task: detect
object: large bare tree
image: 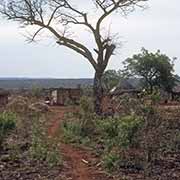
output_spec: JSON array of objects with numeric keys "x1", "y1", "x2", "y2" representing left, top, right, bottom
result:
[{"x1": 0, "y1": 0, "x2": 147, "y2": 114}]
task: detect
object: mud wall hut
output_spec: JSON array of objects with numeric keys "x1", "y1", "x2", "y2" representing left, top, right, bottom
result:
[{"x1": 50, "y1": 88, "x2": 82, "y2": 105}]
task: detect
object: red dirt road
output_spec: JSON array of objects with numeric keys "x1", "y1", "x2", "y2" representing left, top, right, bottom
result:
[{"x1": 48, "y1": 106, "x2": 112, "y2": 180}]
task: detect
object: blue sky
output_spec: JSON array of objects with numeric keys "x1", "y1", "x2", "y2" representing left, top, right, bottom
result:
[{"x1": 0, "y1": 0, "x2": 180, "y2": 78}]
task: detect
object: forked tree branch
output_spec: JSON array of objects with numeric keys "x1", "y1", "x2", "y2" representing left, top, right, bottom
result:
[{"x1": 0, "y1": 0, "x2": 147, "y2": 71}]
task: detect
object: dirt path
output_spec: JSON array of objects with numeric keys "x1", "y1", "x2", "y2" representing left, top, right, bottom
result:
[{"x1": 48, "y1": 106, "x2": 111, "y2": 180}]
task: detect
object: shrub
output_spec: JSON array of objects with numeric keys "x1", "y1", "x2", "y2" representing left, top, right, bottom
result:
[
  {"x1": 62, "y1": 120, "x2": 83, "y2": 143},
  {"x1": 46, "y1": 149, "x2": 61, "y2": 167},
  {"x1": 79, "y1": 96, "x2": 94, "y2": 114},
  {"x1": 97, "y1": 115, "x2": 144, "y2": 150},
  {"x1": 30, "y1": 134, "x2": 61, "y2": 167},
  {"x1": 29, "y1": 114, "x2": 61, "y2": 167},
  {"x1": 74, "y1": 96, "x2": 95, "y2": 136},
  {"x1": 103, "y1": 152, "x2": 120, "y2": 172},
  {"x1": 98, "y1": 118, "x2": 119, "y2": 139},
  {"x1": 0, "y1": 112, "x2": 16, "y2": 147},
  {"x1": 61, "y1": 96, "x2": 96, "y2": 145},
  {"x1": 30, "y1": 120, "x2": 48, "y2": 161},
  {"x1": 62, "y1": 96, "x2": 147, "y2": 173},
  {"x1": 98, "y1": 114, "x2": 150, "y2": 174},
  {"x1": 117, "y1": 115, "x2": 144, "y2": 148}
]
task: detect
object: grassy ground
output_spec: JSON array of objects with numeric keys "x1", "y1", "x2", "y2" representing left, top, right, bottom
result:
[
  {"x1": 60, "y1": 97, "x2": 180, "y2": 180},
  {"x1": 1, "y1": 95, "x2": 180, "y2": 180}
]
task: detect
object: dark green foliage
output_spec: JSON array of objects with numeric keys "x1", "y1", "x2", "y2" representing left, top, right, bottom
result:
[
  {"x1": 0, "y1": 112, "x2": 16, "y2": 131},
  {"x1": 62, "y1": 96, "x2": 94, "y2": 144},
  {"x1": 62, "y1": 120, "x2": 84, "y2": 143},
  {"x1": 77, "y1": 96, "x2": 95, "y2": 136},
  {"x1": 103, "y1": 152, "x2": 120, "y2": 172},
  {"x1": 0, "y1": 112, "x2": 16, "y2": 147},
  {"x1": 62, "y1": 94, "x2": 180, "y2": 177},
  {"x1": 117, "y1": 115, "x2": 144, "y2": 148},
  {"x1": 99, "y1": 118, "x2": 119, "y2": 139},
  {"x1": 102, "y1": 70, "x2": 122, "y2": 91},
  {"x1": 97, "y1": 115, "x2": 144, "y2": 150},
  {"x1": 122, "y1": 48, "x2": 176, "y2": 93}
]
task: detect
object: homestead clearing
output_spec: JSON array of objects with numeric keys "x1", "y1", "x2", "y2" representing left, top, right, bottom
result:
[{"x1": 0, "y1": 95, "x2": 180, "y2": 180}]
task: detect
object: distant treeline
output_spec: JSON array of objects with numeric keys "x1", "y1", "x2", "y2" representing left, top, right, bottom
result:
[{"x1": 0, "y1": 78, "x2": 93, "y2": 90}]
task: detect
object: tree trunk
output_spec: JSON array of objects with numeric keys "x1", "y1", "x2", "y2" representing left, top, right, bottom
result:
[
  {"x1": 93, "y1": 71, "x2": 104, "y2": 115},
  {"x1": 149, "y1": 85, "x2": 153, "y2": 94},
  {"x1": 148, "y1": 81, "x2": 153, "y2": 94}
]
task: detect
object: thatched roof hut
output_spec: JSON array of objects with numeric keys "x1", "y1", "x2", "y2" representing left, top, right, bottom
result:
[{"x1": 110, "y1": 78, "x2": 142, "y2": 96}]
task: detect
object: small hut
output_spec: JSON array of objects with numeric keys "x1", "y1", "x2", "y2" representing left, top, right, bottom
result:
[
  {"x1": 50, "y1": 88, "x2": 82, "y2": 105},
  {"x1": 0, "y1": 90, "x2": 9, "y2": 107}
]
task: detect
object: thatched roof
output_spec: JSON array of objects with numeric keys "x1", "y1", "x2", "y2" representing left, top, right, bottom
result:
[{"x1": 110, "y1": 78, "x2": 143, "y2": 95}]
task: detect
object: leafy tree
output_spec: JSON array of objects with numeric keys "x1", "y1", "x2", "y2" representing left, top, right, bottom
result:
[
  {"x1": 0, "y1": 0, "x2": 147, "y2": 114},
  {"x1": 102, "y1": 70, "x2": 121, "y2": 92},
  {"x1": 122, "y1": 48, "x2": 176, "y2": 93}
]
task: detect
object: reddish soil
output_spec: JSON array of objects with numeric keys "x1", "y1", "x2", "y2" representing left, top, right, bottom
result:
[{"x1": 48, "y1": 106, "x2": 112, "y2": 180}]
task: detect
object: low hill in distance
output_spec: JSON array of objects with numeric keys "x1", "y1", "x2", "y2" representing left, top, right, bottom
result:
[{"x1": 0, "y1": 78, "x2": 93, "y2": 90}]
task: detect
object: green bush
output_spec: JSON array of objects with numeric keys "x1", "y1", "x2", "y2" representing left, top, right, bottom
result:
[
  {"x1": 62, "y1": 96, "x2": 96, "y2": 145},
  {"x1": 46, "y1": 149, "x2": 61, "y2": 167},
  {"x1": 103, "y1": 152, "x2": 120, "y2": 172},
  {"x1": 62, "y1": 119, "x2": 91, "y2": 146},
  {"x1": 62, "y1": 98, "x2": 145, "y2": 172},
  {"x1": 68, "y1": 96, "x2": 96, "y2": 136},
  {"x1": 98, "y1": 118, "x2": 119, "y2": 139},
  {"x1": 62, "y1": 120, "x2": 83, "y2": 143},
  {"x1": 117, "y1": 115, "x2": 144, "y2": 148},
  {"x1": 30, "y1": 135, "x2": 61, "y2": 167},
  {"x1": 0, "y1": 112, "x2": 16, "y2": 147},
  {"x1": 97, "y1": 115, "x2": 144, "y2": 150},
  {"x1": 79, "y1": 96, "x2": 94, "y2": 115},
  {"x1": 102, "y1": 144, "x2": 144, "y2": 172}
]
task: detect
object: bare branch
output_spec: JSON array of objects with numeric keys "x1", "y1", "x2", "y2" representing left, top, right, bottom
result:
[
  {"x1": 0, "y1": 0, "x2": 147, "y2": 72},
  {"x1": 29, "y1": 27, "x2": 45, "y2": 42}
]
